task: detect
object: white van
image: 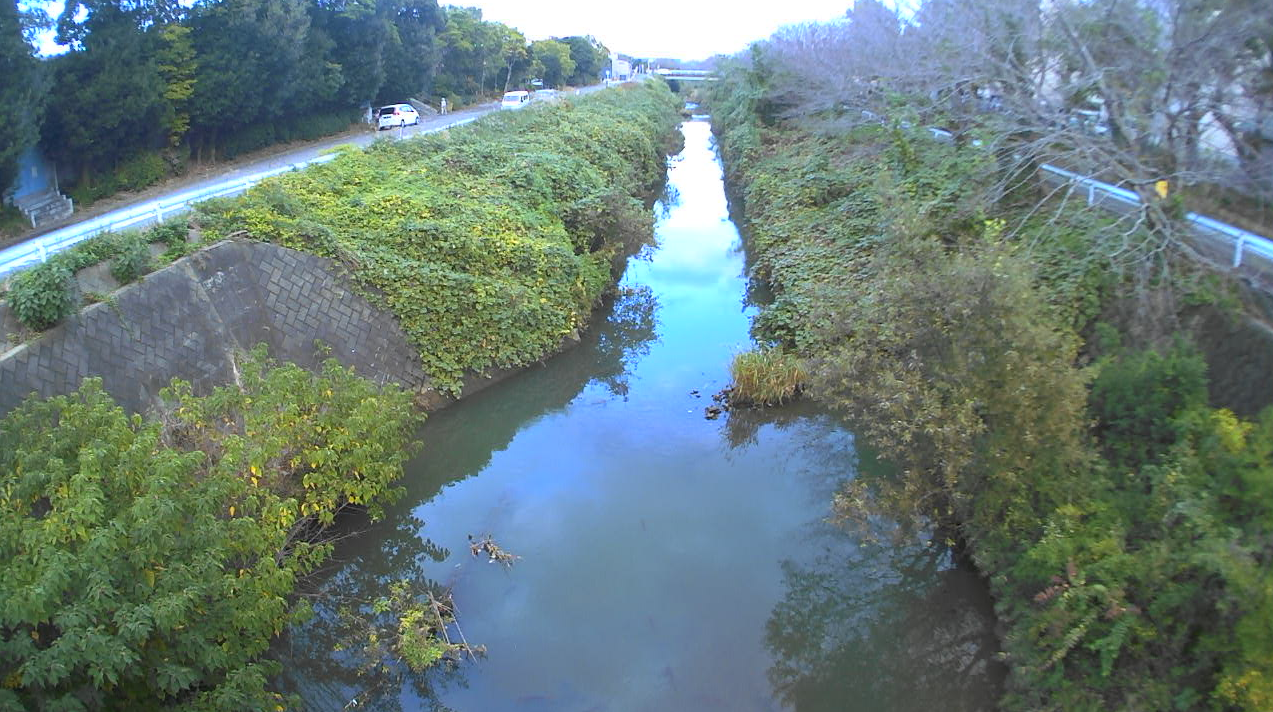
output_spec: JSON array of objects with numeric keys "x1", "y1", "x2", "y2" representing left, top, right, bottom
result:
[{"x1": 501, "y1": 91, "x2": 531, "y2": 110}]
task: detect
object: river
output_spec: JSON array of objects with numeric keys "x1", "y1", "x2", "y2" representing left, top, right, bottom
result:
[{"x1": 276, "y1": 118, "x2": 1006, "y2": 711}]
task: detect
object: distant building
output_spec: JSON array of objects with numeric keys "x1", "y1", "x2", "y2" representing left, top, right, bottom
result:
[{"x1": 610, "y1": 54, "x2": 631, "y2": 82}]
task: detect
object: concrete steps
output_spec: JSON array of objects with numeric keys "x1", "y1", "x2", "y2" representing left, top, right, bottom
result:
[{"x1": 16, "y1": 190, "x2": 74, "y2": 228}]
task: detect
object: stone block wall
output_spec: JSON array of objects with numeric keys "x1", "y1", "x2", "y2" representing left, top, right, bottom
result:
[{"x1": 0, "y1": 240, "x2": 428, "y2": 418}]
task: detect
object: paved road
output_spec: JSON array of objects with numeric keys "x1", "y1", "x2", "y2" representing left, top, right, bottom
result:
[{"x1": 1, "y1": 84, "x2": 611, "y2": 278}]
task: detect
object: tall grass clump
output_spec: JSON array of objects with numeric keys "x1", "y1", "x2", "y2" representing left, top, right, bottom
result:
[{"x1": 729, "y1": 347, "x2": 805, "y2": 405}]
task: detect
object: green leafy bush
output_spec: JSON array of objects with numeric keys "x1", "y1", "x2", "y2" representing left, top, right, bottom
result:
[
  {"x1": 5, "y1": 259, "x2": 78, "y2": 330},
  {"x1": 1089, "y1": 341, "x2": 1208, "y2": 468},
  {"x1": 0, "y1": 347, "x2": 420, "y2": 710},
  {"x1": 221, "y1": 110, "x2": 359, "y2": 159},
  {"x1": 197, "y1": 84, "x2": 681, "y2": 393},
  {"x1": 115, "y1": 150, "x2": 168, "y2": 192},
  {"x1": 110, "y1": 231, "x2": 153, "y2": 283}
]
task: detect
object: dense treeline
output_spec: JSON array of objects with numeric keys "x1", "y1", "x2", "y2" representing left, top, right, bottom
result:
[
  {"x1": 0, "y1": 0, "x2": 611, "y2": 206},
  {"x1": 710, "y1": 7, "x2": 1272, "y2": 710}
]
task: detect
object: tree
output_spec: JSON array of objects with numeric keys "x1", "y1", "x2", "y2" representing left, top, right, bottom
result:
[
  {"x1": 0, "y1": 349, "x2": 420, "y2": 710},
  {"x1": 434, "y1": 6, "x2": 498, "y2": 98},
  {"x1": 755, "y1": 0, "x2": 1273, "y2": 288},
  {"x1": 560, "y1": 35, "x2": 607, "y2": 86},
  {"x1": 155, "y1": 21, "x2": 195, "y2": 147},
  {"x1": 187, "y1": 0, "x2": 312, "y2": 159},
  {"x1": 379, "y1": 0, "x2": 443, "y2": 103},
  {"x1": 310, "y1": 0, "x2": 391, "y2": 109},
  {"x1": 0, "y1": 0, "x2": 46, "y2": 194},
  {"x1": 530, "y1": 38, "x2": 573, "y2": 88},
  {"x1": 493, "y1": 22, "x2": 527, "y2": 93},
  {"x1": 41, "y1": 3, "x2": 171, "y2": 181}
]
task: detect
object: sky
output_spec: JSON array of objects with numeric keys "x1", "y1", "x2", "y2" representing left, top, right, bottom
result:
[
  {"x1": 34, "y1": 0, "x2": 854, "y2": 59},
  {"x1": 471, "y1": 0, "x2": 851, "y2": 59}
]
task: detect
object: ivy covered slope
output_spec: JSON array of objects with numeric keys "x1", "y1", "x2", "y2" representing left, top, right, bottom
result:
[
  {"x1": 709, "y1": 74, "x2": 1272, "y2": 710},
  {"x1": 0, "y1": 349, "x2": 420, "y2": 710},
  {"x1": 197, "y1": 83, "x2": 682, "y2": 394}
]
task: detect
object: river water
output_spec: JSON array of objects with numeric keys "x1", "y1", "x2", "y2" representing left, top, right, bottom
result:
[{"x1": 278, "y1": 119, "x2": 1006, "y2": 711}]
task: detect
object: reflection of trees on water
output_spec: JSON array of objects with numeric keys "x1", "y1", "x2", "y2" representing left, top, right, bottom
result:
[
  {"x1": 590, "y1": 285, "x2": 658, "y2": 399},
  {"x1": 274, "y1": 511, "x2": 466, "y2": 712},
  {"x1": 765, "y1": 537, "x2": 1004, "y2": 712},
  {"x1": 656, "y1": 178, "x2": 682, "y2": 220},
  {"x1": 719, "y1": 402, "x2": 1002, "y2": 710},
  {"x1": 273, "y1": 285, "x2": 660, "y2": 710}
]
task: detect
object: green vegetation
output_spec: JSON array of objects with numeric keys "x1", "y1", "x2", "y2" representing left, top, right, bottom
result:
[
  {"x1": 0, "y1": 86, "x2": 676, "y2": 710},
  {"x1": 5, "y1": 259, "x2": 77, "y2": 330},
  {"x1": 0, "y1": 347, "x2": 421, "y2": 710},
  {"x1": 108, "y1": 232, "x2": 152, "y2": 283},
  {"x1": 196, "y1": 83, "x2": 681, "y2": 394},
  {"x1": 729, "y1": 347, "x2": 805, "y2": 406},
  {"x1": 0, "y1": 0, "x2": 43, "y2": 194},
  {"x1": 1, "y1": 220, "x2": 192, "y2": 332},
  {"x1": 1, "y1": 0, "x2": 616, "y2": 210},
  {"x1": 712, "y1": 58, "x2": 1272, "y2": 711}
]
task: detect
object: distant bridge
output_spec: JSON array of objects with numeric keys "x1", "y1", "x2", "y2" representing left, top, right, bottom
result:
[{"x1": 652, "y1": 68, "x2": 716, "y2": 82}]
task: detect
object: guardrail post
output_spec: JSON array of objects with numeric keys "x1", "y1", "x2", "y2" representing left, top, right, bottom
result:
[
  {"x1": 1234, "y1": 235, "x2": 1245, "y2": 268},
  {"x1": 39, "y1": 242, "x2": 47, "y2": 263},
  {"x1": 1087, "y1": 184, "x2": 1095, "y2": 205},
  {"x1": 156, "y1": 204, "x2": 164, "y2": 224}
]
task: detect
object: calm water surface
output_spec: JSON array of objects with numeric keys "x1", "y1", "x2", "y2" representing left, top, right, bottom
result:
[{"x1": 279, "y1": 119, "x2": 1005, "y2": 711}]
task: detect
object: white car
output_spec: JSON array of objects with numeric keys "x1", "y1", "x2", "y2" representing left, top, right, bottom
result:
[
  {"x1": 501, "y1": 91, "x2": 530, "y2": 110},
  {"x1": 377, "y1": 104, "x2": 420, "y2": 130}
]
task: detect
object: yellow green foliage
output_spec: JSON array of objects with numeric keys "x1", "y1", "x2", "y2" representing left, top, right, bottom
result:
[
  {"x1": 712, "y1": 60, "x2": 1273, "y2": 712},
  {"x1": 196, "y1": 84, "x2": 681, "y2": 394},
  {"x1": 0, "y1": 348, "x2": 419, "y2": 710},
  {"x1": 729, "y1": 347, "x2": 805, "y2": 406}
]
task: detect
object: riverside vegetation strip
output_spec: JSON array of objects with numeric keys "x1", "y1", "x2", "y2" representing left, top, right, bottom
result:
[
  {"x1": 709, "y1": 67, "x2": 1272, "y2": 711},
  {"x1": 196, "y1": 82, "x2": 682, "y2": 395},
  {"x1": 0, "y1": 83, "x2": 682, "y2": 711}
]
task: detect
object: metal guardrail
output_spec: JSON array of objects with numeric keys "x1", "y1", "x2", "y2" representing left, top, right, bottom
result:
[
  {"x1": 926, "y1": 126, "x2": 1273, "y2": 270},
  {"x1": 0, "y1": 154, "x2": 337, "y2": 279},
  {"x1": 1038, "y1": 163, "x2": 1273, "y2": 268},
  {"x1": 0, "y1": 116, "x2": 479, "y2": 280}
]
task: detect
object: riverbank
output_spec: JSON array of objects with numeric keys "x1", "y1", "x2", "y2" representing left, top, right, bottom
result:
[
  {"x1": 0, "y1": 83, "x2": 684, "y2": 711},
  {"x1": 709, "y1": 69, "x2": 1272, "y2": 710},
  {"x1": 271, "y1": 117, "x2": 1006, "y2": 711},
  {"x1": 195, "y1": 83, "x2": 682, "y2": 396}
]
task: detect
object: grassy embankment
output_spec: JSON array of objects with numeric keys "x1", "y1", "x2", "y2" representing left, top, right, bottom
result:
[
  {"x1": 710, "y1": 76, "x2": 1272, "y2": 710},
  {"x1": 196, "y1": 81, "x2": 682, "y2": 395},
  {"x1": 0, "y1": 83, "x2": 682, "y2": 711}
]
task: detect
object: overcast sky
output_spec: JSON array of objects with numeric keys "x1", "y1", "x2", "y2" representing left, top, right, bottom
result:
[
  {"x1": 36, "y1": 1, "x2": 854, "y2": 59},
  {"x1": 473, "y1": 0, "x2": 851, "y2": 59}
]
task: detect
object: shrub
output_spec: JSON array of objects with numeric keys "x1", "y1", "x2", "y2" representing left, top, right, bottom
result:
[
  {"x1": 110, "y1": 231, "x2": 153, "y2": 283},
  {"x1": 1089, "y1": 341, "x2": 1209, "y2": 468},
  {"x1": 6, "y1": 259, "x2": 78, "y2": 330},
  {"x1": 729, "y1": 347, "x2": 805, "y2": 405},
  {"x1": 146, "y1": 219, "x2": 189, "y2": 247},
  {"x1": 0, "y1": 348, "x2": 421, "y2": 710},
  {"x1": 196, "y1": 83, "x2": 681, "y2": 394},
  {"x1": 115, "y1": 150, "x2": 168, "y2": 192}
]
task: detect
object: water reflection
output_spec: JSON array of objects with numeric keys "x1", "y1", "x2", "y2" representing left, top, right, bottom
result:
[
  {"x1": 274, "y1": 120, "x2": 1004, "y2": 710},
  {"x1": 765, "y1": 537, "x2": 1005, "y2": 711},
  {"x1": 275, "y1": 512, "x2": 464, "y2": 711},
  {"x1": 276, "y1": 285, "x2": 661, "y2": 710}
]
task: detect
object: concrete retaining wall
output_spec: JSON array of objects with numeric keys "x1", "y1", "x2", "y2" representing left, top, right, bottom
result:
[{"x1": 0, "y1": 239, "x2": 428, "y2": 418}]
